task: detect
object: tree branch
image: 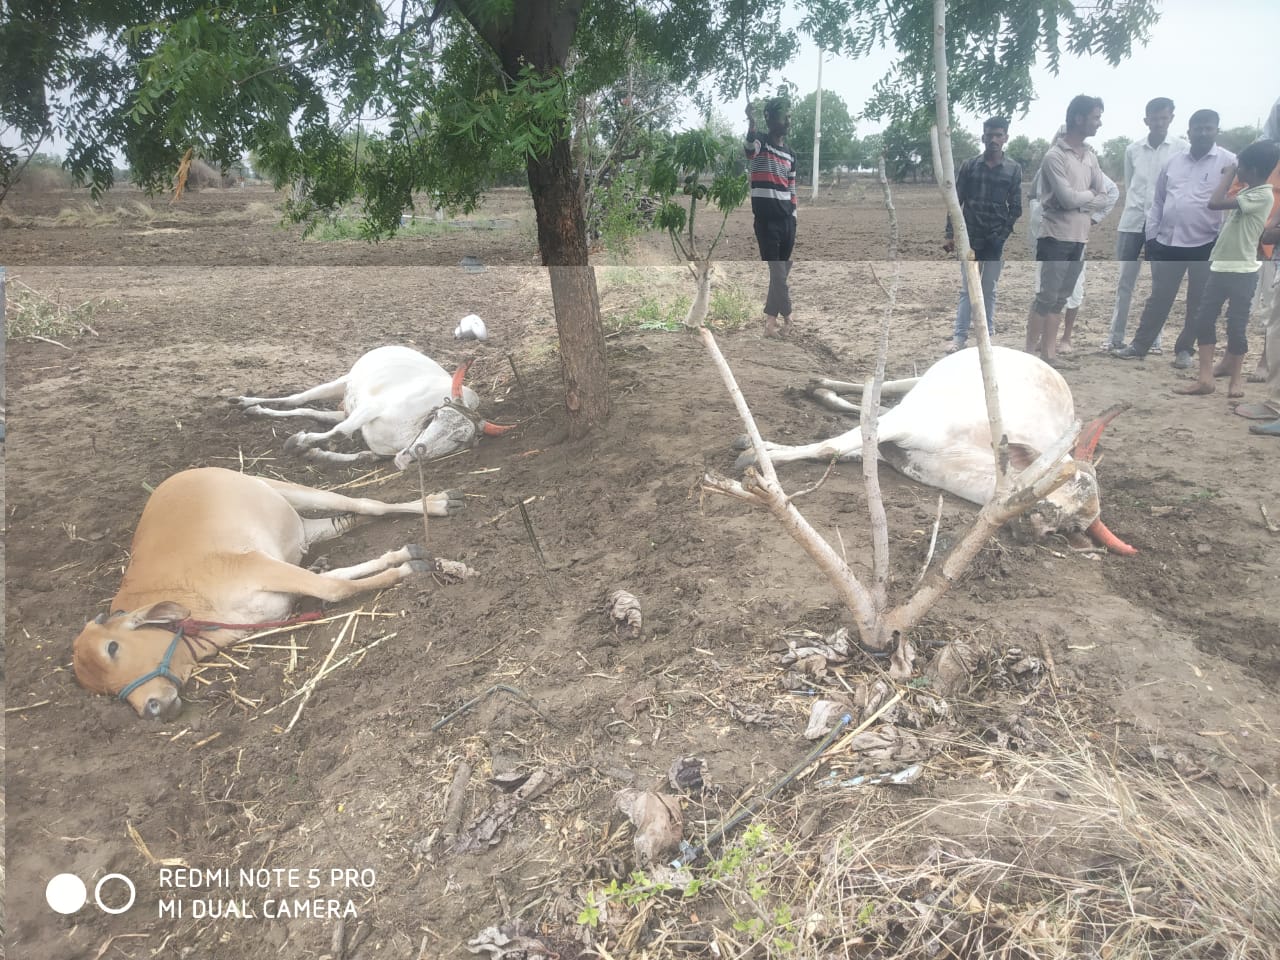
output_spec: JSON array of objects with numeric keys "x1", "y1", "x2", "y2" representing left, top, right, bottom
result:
[
  {"x1": 699, "y1": 328, "x2": 880, "y2": 637},
  {"x1": 884, "y1": 423, "x2": 1079, "y2": 636},
  {"x1": 930, "y1": 0, "x2": 1010, "y2": 492}
]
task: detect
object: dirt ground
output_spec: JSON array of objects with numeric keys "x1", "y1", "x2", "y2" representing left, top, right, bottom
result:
[{"x1": 3, "y1": 182, "x2": 1279, "y2": 959}]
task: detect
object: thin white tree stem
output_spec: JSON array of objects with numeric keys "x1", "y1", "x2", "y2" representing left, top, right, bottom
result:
[
  {"x1": 885, "y1": 423, "x2": 1079, "y2": 635},
  {"x1": 864, "y1": 155, "x2": 899, "y2": 610},
  {"x1": 699, "y1": 326, "x2": 778, "y2": 489},
  {"x1": 930, "y1": 0, "x2": 1010, "y2": 492}
]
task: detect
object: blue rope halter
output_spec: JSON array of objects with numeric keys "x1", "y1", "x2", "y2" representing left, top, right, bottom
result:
[{"x1": 116, "y1": 628, "x2": 185, "y2": 703}]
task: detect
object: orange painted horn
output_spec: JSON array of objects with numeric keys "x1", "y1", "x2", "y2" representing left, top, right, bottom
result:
[
  {"x1": 1087, "y1": 517, "x2": 1137, "y2": 556},
  {"x1": 451, "y1": 358, "x2": 475, "y2": 399},
  {"x1": 482, "y1": 421, "x2": 517, "y2": 437},
  {"x1": 1075, "y1": 402, "x2": 1130, "y2": 460}
]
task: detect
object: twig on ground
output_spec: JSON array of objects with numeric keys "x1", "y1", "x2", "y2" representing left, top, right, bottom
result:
[
  {"x1": 916, "y1": 494, "x2": 944, "y2": 585},
  {"x1": 29, "y1": 335, "x2": 73, "y2": 350},
  {"x1": 284, "y1": 611, "x2": 357, "y2": 732},
  {"x1": 1261, "y1": 503, "x2": 1279, "y2": 533}
]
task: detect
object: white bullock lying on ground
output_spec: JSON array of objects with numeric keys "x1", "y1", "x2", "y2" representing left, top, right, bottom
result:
[
  {"x1": 73, "y1": 467, "x2": 464, "y2": 720},
  {"x1": 235, "y1": 343, "x2": 515, "y2": 468},
  {"x1": 736, "y1": 346, "x2": 1134, "y2": 554}
]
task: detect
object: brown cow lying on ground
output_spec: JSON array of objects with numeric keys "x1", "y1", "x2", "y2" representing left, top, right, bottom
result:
[{"x1": 73, "y1": 467, "x2": 463, "y2": 720}]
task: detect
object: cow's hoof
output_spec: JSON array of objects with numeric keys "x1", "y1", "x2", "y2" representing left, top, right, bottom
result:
[
  {"x1": 405, "y1": 559, "x2": 434, "y2": 575},
  {"x1": 734, "y1": 449, "x2": 759, "y2": 471},
  {"x1": 731, "y1": 434, "x2": 752, "y2": 451},
  {"x1": 283, "y1": 433, "x2": 307, "y2": 453},
  {"x1": 439, "y1": 491, "x2": 466, "y2": 515},
  {"x1": 405, "y1": 544, "x2": 427, "y2": 560}
]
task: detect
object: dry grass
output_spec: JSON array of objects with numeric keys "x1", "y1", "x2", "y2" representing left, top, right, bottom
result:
[
  {"x1": 4, "y1": 276, "x2": 105, "y2": 343},
  {"x1": 575, "y1": 722, "x2": 1279, "y2": 960},
  {"x1": 50, "y1": 200, "x2": 158, "y2": 227}
]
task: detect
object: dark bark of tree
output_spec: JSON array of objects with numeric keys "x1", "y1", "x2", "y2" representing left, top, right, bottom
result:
[{"x1": 457, "y1": 0, "x2": 609, "y2": 438}]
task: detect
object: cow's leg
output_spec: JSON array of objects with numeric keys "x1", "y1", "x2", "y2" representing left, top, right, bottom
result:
[
  {"x1": 325, "y1": 545, "x2": 426, "y2": 580},
  {"x1": 301, "y1": 449, "x2": 382, "y2": 466},
  {"x1": 734, "y1": 426, "x2": 866, "y2": 470},
  {"x1": 284, "y1": 409, "x2": 378, "y2": 453},
  {"x1": 260, "y1": 477, "x2": 465, "y2": 517},
  {"x1": 242, "y1": 406, "x2": 346, "y2": 424},
  {"x1": 232, "y1": 550, "x2": 427, "y2": 602},
  {"x1": 300, "y1": 515, "x2": 360, "y2": 549},
  {"x1": 235, "y1": 376, "x2": 348, "y2": 409}
]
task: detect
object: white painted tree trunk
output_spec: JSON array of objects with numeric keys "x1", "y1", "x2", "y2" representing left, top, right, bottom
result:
[{"x1": 683, "y1": 259, "x2": 712, "y2": 329}]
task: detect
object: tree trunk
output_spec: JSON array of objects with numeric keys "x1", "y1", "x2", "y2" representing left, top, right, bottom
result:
[
  {"x1": 684, "y1": 259, "x2": 712, "y2": 328},
  {"x1": 455, "y1": 0, "x2": 608, "y2": 439},
  {"x1": 526, "y1": 138, "x2": 610, "y2": 437}
]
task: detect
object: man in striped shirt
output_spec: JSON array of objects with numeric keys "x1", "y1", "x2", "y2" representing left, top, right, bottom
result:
[{"x1": 746, "y1": 98, "x2": 798, "y2": 337}]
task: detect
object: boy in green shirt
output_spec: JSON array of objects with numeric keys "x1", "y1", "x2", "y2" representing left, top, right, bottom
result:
[{"x1": 1176, "y1": 139, "x2": 1280, "y2": 398}]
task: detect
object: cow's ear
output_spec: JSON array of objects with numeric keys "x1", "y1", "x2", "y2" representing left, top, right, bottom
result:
[
  {"x1": 1006, "y1": 443, "x2": 1039, "y2": 471},
  {"x1": 121, "y1": 601, "x2": 190, "y2": 630}
]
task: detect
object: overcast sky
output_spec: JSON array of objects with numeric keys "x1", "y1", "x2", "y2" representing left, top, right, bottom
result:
[{"x1": 742, "y1": 0, "x2": 1276, "y2": 146}]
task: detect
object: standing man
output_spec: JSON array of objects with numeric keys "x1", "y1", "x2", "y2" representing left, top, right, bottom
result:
[
  {"x1": 1110, "y1": 110, "x2": 1236, "y2": 363},
  {"x1": 745, "y1": 97, "x2": 797, "y2": 338},
  {"x1": 1024, "y1": 130, "x2": 1118, "y2": 354},
  {"x1": 1102, "y1": 97, "x2": 1187, "y2": 352},
  {"x1": 1026, "y1": 95, "x2": 1110, "y2": 364},
  {"x1": 943, "y1": 117, "x2": 1022, "y2": 353}
]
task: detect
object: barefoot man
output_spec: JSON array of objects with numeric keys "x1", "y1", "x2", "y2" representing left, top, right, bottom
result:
[
  {"x1": 1025, "y1": 95, "x2": 1110, "y2": 364},
  {"x1": 745, "y1": 97, "x2": 797, "y2": 338},
  {"x1": 1174, "y1": 140, "x2": 1280, "y2": 398}
]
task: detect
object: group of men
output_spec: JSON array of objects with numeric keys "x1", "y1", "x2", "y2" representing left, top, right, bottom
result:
[
  {"x1": 946, "y1": 94, "x2": 1280, "y2": 436},
  {"x1": 742, "y1": 93, "x2": 1280, "y2": 438}
]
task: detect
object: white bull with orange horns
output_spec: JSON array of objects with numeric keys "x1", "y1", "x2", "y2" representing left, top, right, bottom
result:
[
  {"x1": 736, "y1": 346, "x2": 1135, "y2": 555},
  {"x1": 235, "y1": 344, "x2": 515, "y2": 468}
]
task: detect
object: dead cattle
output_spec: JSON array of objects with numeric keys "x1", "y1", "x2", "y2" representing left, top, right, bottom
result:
[
  {"x1": 737, "y1": 346, "x2": 1134, "y2": 554},
  {"x1": 72, "y1": 467, "x2": 463, "y2": 720},
  {"x1": 234, "y1": 342, "x2": 514, "y2": 468}
]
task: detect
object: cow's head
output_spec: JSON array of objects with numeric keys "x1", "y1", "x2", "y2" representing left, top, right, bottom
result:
[
  {"x1": 392, "y1": 359, "x2": 516, "y2": 470},
  {"x1": 72, "y1": 602, "x2": 196, "y2": 720},
  {"x1": 1027, "y1": 405, "x2": 1136, "y2": 555}
]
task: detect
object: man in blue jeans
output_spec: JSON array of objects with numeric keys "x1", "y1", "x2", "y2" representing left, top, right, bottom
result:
[{"x1": 944, "y1": 117, "x2": 1023, "y2": 352}]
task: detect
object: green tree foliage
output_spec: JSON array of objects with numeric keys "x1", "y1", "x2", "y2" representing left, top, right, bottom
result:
[
  {"x1": 1217, "y1": 125, "x2": 1263, "y2": 155},
  {"x1": 798, "y1": 0, "x2": 1160, "y2": 124},
  {"x1": 1099, "y1": 136, "x2": 1131, "y2": 182},
  {"x1": 649, "y1": 127, "x2": 749, "y2": 326},
  {"x1": 0, "y1": 0, "x2": 799, "y2": 438},
  {"x1": 848, "y1": 133, "x2": 882, "y2": 171},
  {"x1": 878, "y1": 112, "x2": 982, "y2": 183},
  {"x1": 1005, "y1": 134, "x2": 1050, "y2": 175},
  {"x1": 578, "y1": 56, "x2": 682, "y2": 251},
  {"x1": 788, "y1": 90, "x2": 856, "y2": 183}
]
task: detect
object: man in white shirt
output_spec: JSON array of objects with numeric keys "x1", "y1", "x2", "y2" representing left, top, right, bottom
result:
[{"x1": 1103, "y1": 97, "x2": 1187, "y2": 352}]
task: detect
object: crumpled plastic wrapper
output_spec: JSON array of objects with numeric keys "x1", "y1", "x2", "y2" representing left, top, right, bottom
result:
[
  {"x1": 466, "y1": 922, "x2": 553, "y2": 958},
  {"x1": 804, "y1": 699, "x2": 854, "y2": 740},
  {"x1": 774, "y1": 627, "x2": 856, "y2": 666},
  {"x1": 605, "y1": 589, "x2": 642, "y2": 639},
  {"x1": 924, "y1": 639, "x2": 983, "y2": 696},
  {"x1": 431, "y1": 558, "x2": 478, "y2": 584},
  {"x1": 615, "y1": 789, "x2": 683, "y2": 866},
  {"x1": 454, "y1": 313, "x2": 489, "y2": 341}
]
